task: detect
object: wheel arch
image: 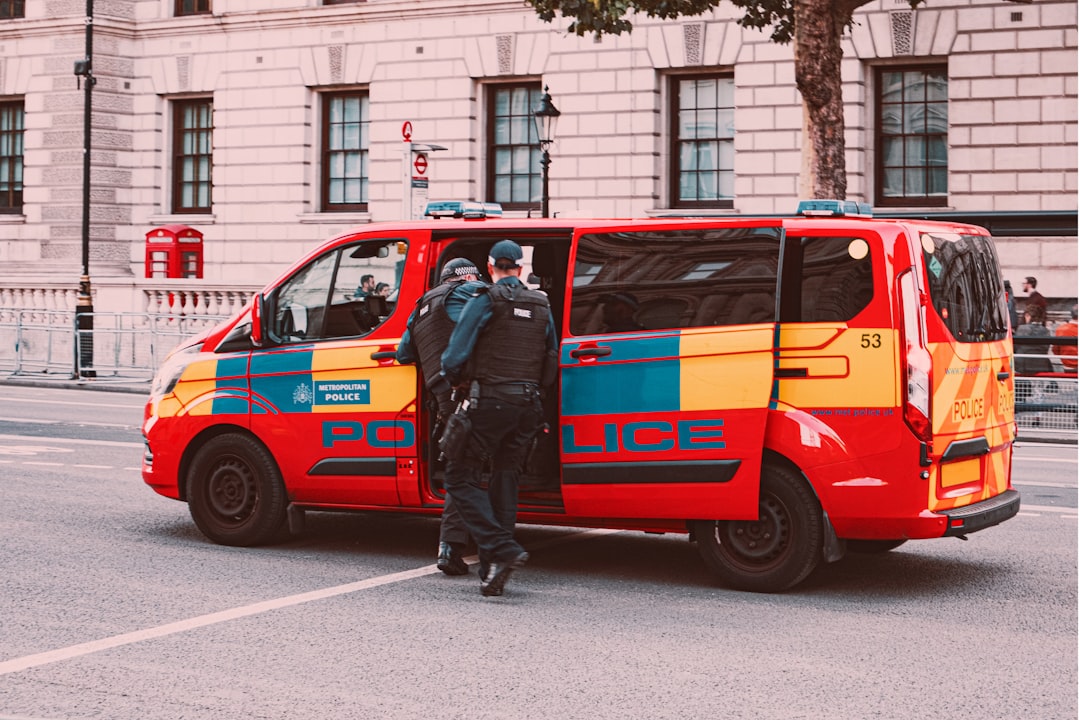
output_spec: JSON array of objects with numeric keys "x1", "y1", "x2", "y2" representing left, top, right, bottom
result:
[{"x1": 178, "y1": 424, "x2": 277, "y2": 502}]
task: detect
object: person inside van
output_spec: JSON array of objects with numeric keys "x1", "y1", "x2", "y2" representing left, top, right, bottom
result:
[
  {"x1": 1014, "y1": 304, "x2": 1053, "y2": 375},
  {"x1": 599, "y1": 292, "x2": 645, "y2": 333},
  {"x1": 353, "y1": 274, "x2": 375, "y2": 298}
]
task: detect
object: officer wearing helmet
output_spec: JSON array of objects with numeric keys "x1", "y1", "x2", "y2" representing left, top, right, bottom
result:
[
  {"x1": 396, "y1": 256, "x2": 487, "y2": 576},
  {"x1": 440, "y1": 239, "x2": 558, "y2": 596}
]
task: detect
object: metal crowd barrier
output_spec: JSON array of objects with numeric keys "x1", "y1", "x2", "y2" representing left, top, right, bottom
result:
[
  {"x1": 0, "y1": 309, "x2": 229, "y2": 382},
  {"x1": 1013, "y1": 335, "x2": 1078, "y2": 440}
]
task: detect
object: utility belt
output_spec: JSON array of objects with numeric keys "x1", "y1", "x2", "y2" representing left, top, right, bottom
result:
[{"x1": 475, "y1": 381, "x2": 540, "y2": 402}]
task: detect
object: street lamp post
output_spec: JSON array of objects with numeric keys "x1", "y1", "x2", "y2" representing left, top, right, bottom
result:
[
  {"x1": 533, "y1": 86, "x2": 560, "y2": 218},
  {"x1": 73, "y1": 0, "x2": 96, "y2": 377}
]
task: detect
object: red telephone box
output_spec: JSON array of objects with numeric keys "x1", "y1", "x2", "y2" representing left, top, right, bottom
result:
[{"x1": 145, "y1": 225, "x2": 204, "y2": 278}]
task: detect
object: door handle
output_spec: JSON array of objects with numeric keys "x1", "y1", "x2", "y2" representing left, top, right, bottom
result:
[
  {"x1": 570, "y1": 346, "x2": 612, "y2": 359},
  {"x1": 997, "y1": 371, "x2": 1010, "y2": 381},
  {"x1": 775, "y1": 367, "x2": 809, "y2": 378},
  {"x1": 371, "y1": 350, "x2": 397, "y2": 361}
]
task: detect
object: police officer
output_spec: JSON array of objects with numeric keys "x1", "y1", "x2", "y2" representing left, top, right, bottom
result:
[
  {"x1": 396, "y1": 257, "x2": 487, "y2": 576},
  {"x1": 440, "y1": 239, "x2": 558, "y2": 597}
]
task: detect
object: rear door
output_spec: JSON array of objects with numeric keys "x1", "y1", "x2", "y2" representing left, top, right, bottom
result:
[
  {"x1": 559, "y1": 223, "x2": 782, "y2": 520},
  {"x1": 917, "y1": 228, "x2": 1015, "y2": 507},
  {"x1": 250, "y1": 235, "x2": 419, "y2": 507}
]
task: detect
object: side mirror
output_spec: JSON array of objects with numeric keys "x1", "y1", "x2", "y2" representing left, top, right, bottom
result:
[{"x1": 250, "y1": 292, "x2": 265, "y2": 348}]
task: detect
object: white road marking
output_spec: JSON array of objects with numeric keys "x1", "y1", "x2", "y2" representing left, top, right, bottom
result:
[
  {"x1": 20, "y1": 462, "x2": 64, "y2": 467},
  {"x1": 0, "y1": 528, "x2": 619, "y2": 676},
  {"x1": 0, "y1": 417, "x2": 135, "y2": 429},
  {"x1": 0, "y1": 394, "x2": 143, "y2": 409},
  {"x1": 1014, "y1": 480, "x2": 1078, "y2": 489},
  {"x1": 1019, "y1": 504, "x2": 1078, "y2": 514},
  {"x1": 73, "y1": 464, "x2": 113, "y2": 469},
  {"x1": 0, "y1": 434, "x2": 142, "y2": 448},
  {"x1": 1013, "y1": 457, "x2": 1078, "y2": 465}
]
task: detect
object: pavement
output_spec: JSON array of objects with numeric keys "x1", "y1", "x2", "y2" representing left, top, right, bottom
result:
[{"x1": 0, "y1": 372, "x2": 150, "y2": 395}]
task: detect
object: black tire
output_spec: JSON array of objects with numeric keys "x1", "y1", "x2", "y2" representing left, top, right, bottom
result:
[
  {"x1": 692, "y1": 463, "x2": 823, "y2": 593},
  {"x1": 187, "y1": 433, "x2": 287, "y2": 546},
  {"x1": 847, "y1": 539, "x2": 907, "y2": 554}
]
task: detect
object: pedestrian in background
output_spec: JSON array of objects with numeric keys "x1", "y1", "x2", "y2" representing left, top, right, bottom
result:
[
  {"x1": 1015, "y1": 304, "x2": 1053, "y2": 376},
  {"x1": 396, "y1": 257, "x2": 487, "y2": 576},
  {"x1": 440, "y1": 239, "x2": 557, "y2": 597},
  {"x1": 1052, "y1": 304, "x2": 1078, "y2": 372},
  {"x1": 1022, "y1": 276, "x2": 1048, "y2": 315}
]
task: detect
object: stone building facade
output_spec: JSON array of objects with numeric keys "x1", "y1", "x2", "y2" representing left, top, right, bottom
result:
[{"x1": 0, "y1": 0, "x2": 1075, "y2": 313}]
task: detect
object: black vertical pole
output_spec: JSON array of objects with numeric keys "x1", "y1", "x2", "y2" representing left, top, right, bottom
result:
[
  {"x1": 540, "y1": 148, "x2": 551, "y2": 219},
  {"x1": 74, "y1": 0, "x2": 95, "y2": 378}
]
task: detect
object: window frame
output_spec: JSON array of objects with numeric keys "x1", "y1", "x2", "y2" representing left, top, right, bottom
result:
[
  {"x1": 485, "y1": 82, "x2": 543, "y2": 212},
  {"x1": 174, "y1": 0, "x2": 210, "y2": 16},
  {"x1": 0, "y1": 0, "x2": 24, "y2": 19},
  {"x1": 0, "y1": 99, "x2": 24, "y2": 214},
  {"x1": 668, "y1": 73, "x2": 736, "y2": 211},
  {"x1": 171, "y1": 98, "x2": 214, "y2": 214},
  {"x1": 321, "y1": 90, "x2": 371, "y2": 213},
  {"x1": 874, "y1": 64, "x2": 949, "y2": 208}
]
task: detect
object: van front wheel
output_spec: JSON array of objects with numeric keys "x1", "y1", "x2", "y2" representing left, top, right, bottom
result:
[
  {"x1": 187, "y1": 433, "x2": 287, "y2": 547},
  {"x1": 692, "y1": 464, "x2": 822, "y2": 593}
]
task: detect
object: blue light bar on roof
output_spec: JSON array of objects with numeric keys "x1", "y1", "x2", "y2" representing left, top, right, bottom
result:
[
  {"x1": 424, "y1": 200, "x2": 503, "y2": 219},
  {"x1": 796, "y1": 200, "x2": 873, "y2": 217}
]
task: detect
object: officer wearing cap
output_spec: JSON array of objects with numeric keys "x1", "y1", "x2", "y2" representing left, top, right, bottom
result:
[
  {"x1": 397, "y1": 256, "x2": 487, "y2": 576},
  {"x1": 440, "y1": 239, "x2": 558, "y2": 596}
]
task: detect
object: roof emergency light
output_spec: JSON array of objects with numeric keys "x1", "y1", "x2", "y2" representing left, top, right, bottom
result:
[
  {"x1": 797, "y1": 199, "x2": 873, "y2": 217},
  {"x1": 424, "y1": 200, "x2": 503, "y2": 219}
]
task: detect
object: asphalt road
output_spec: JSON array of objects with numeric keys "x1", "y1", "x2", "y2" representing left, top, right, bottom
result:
[{"x1": 0, "y1": 384, "x2": 1076, "y2": 720}]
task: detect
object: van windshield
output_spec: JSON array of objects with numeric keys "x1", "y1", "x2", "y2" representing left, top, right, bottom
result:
[{"x1": 921, "y1": 232, "x2": 1009, "y2": 343}]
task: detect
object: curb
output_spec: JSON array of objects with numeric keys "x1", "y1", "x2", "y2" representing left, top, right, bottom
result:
[{"x1": 0, "y1": 374, "x2": 150, "y2": 395}]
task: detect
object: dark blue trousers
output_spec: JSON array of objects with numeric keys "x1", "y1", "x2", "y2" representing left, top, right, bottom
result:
[{"x1": 443, "y1": 395, "x2": 541, "y2": 566}]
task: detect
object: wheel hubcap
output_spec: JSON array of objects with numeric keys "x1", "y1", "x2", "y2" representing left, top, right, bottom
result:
[
  {"x1": 206, "y1": 456, "x2": 257, "y2": 523},
  {"x1": 720, "y1": 494, "x2": 789, "y2": 563}
]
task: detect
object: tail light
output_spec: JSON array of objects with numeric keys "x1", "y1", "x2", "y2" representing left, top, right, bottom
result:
[{"x1": 898, "y1": 270, "x2": 933, "y2": 442}]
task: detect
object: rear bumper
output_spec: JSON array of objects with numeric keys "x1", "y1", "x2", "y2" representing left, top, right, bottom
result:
[{"x1": 941, "y1": 489, "x2": 1021, "y2": 537}]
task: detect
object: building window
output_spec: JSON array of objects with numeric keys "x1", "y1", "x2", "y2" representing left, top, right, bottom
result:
[
  {"x1": 875, "y1": 65, "x2": 948, "y2": 207},
  {"x1": 322, "y1": 91, "x2": 370, "y2": 212},
  {"x1": 0, "y1": 0, "x2": 24, "y2": 19},
  {"x1": 172, "y1": 99, "x2": 213, "y2": 213},
  {"x1": 487, "y1": 84, "x2": 542, "y2": 212},
  {"x1": 175, "y1": 0, "x2": 210, "y2": 16},
  {"x1": 670, "y1": 75, "x2": 735, "y2": 209},
  {"x1": 0, "y1": 101, "x2": 23, "y2": 213}
]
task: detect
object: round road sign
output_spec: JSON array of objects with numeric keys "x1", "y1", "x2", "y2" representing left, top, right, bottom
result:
[{"x1": 414, "y1": 153, "x2": 428, "y2": 176}]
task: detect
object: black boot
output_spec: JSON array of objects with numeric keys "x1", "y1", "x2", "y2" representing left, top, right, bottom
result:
[{"x1": 436, "y1": 542, "x2": 469, "y2": 576}]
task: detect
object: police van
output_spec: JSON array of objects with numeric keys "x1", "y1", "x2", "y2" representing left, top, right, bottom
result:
[{"x1": 142, "y1": 200, "x2": 1019, "y2": 592}]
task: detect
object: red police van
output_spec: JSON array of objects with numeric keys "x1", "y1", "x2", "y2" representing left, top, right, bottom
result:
[{"x1": 142, "y1": 201, "x2": 1019, "y2": 592}]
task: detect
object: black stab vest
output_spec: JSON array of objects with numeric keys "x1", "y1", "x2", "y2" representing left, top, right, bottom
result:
[
  {"x1": 470, "y1": 282, "x2": 550, "y2": 386},
  {"x1": 411, "y1": 283, "x2": 456, "y2": 390}
]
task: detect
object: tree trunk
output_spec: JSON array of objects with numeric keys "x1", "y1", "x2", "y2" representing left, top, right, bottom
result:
[{"x1": 793, "y1": 0, "x2": 858, "y2": 200}]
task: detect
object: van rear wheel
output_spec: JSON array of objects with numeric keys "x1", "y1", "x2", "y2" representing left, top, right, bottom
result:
[
  {"x1": 692, "y1": 463, "x2": 822, "y2": 593},
  {"x1": 187, "y1": 433, "x2": 287, "y2": 547}
]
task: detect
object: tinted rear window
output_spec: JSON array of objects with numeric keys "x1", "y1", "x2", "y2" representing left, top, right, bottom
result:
[
  {"x1": 921, "y1": 232, "x2": 1008, "y2": 342},
  {"x1": 568, "y1": 227, "x2": 782, "y2": 335}
]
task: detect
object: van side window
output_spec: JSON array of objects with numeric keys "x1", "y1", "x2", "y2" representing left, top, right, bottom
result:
[
  {"x1": 568, "y1": 228, "x2": 781, "y2": 335},
  {"x1": 796, "y1": 236, "x2": 875, "y2": 322},
  {"x1": 269, "y1": 239, "x2": 407, "y2": 343}
]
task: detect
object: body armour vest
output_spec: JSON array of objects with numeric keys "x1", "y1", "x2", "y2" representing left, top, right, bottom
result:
[
  {"x1": 411, "y1": 283, "x2": 457, "y2": 389},
  {"x1": 470, "y1": 282, "x2": 550, "y2": 386}
]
